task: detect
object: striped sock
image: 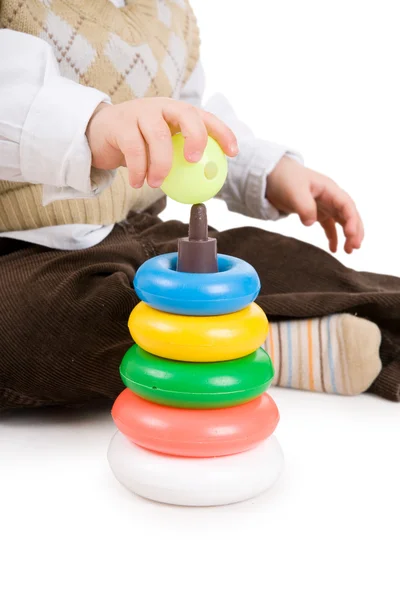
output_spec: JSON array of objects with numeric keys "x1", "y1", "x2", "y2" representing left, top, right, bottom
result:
[{"x1": 264, "y1": 314, "x2": 382, "y2": 395}]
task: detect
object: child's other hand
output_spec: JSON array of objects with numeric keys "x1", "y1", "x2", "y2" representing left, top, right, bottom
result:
[
  {"x1": 267, "y1": 157, "x2": 364, "y2": 254},
  {"x1": 86, "y1": 98, "x2": 238, "y2": 189}
]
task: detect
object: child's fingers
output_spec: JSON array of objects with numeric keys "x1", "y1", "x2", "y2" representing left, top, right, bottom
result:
[
  {"x1": 337, "y1": 198, "x2": 363, "y2": 253},
  {"x1": 119, "y1": 125, "x2": 148, "y2": 188},
  {"x1": 316, "y1": 182, "x2": 363, "y2": 252},
  {"x1": 346, "y1": 220, "x2": 364, "y2": 252},
  {"x1": 357, "y1": 219, "x2": 365, "y2": 246},
  {"x1": 293, "y1": 187, "x2": 318, "y2": 226},
  {"x1": 163, "y1": 104, "x2": 208, "y2": 162},
  {"x1": 354, "y1": 216, "x2": 364, "y2": 248},
  {"x1": 320, "y1": 218, "x2": 338, "y2": 253},
  {"x1": 200, "y1": 110, "x2": 239, "y2": 157},
  {"x1": 138, "y1": 116, "x2": 173, "y2": 188},
  {"x1": 344, "y1": 238, "x2": 355, "y2": 254}
]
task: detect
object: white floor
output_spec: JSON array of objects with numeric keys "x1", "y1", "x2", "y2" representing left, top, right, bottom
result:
[
  {"x1": 2, "y1": 1, "x2": 400, "y2": 597},
  {"x1": 2, "y1": 388, "x2": 400, "y2": 599}
]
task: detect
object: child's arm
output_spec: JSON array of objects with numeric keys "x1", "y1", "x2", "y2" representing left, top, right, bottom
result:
[
  {"x1": 180, "y1": 63, "x2": 302, "y2": 221},
  {"x1": 85, "y1": 99, "x2": 237, "y2": 190},
  {"x1": 0, "y1": 29, "x2": 111, "y2": 196},
  {"x1": 0, "y1": 30, "x2": 237, "y2": 198},
  {"x1": 266, "y1": 157, "x2": 363, "y2": 254},
  {"x1": 180, "y1": 63, "x2": 363, "y2": 254}
]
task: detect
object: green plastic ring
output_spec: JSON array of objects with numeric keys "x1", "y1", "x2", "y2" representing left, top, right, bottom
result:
[{"x1": 119, "y1": 345, "x2": 274, "y2": 409}]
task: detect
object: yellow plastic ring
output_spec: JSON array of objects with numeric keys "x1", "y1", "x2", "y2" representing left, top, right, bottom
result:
[{"x1": 128, "y1": 302, "x2": 269, "y2": 363}]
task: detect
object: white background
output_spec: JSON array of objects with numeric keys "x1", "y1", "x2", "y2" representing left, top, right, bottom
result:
[{"x1": 1, "y1": 1, "x2": 400, "y2": 599}]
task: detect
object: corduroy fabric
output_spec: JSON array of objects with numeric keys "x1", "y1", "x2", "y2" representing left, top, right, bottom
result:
[{"x1": 0, "y1": 213, "x2": 399, "y2": 409}]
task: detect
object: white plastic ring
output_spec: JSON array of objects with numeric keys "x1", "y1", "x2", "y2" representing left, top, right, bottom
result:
[{"x1": 108, "y1": 432, "x2": 284, "y2": 507}]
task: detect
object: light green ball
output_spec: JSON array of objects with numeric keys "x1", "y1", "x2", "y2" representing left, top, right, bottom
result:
[{"x1": 161, "y1": 133, "x2": 228, "y2": 205}]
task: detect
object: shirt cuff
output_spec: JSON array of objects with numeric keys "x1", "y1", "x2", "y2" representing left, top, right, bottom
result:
[
  {"x1": 20, "y1": 75, "x2": 112, "y2": 196},
  {"x1": 220, "y1": 138, "x2": 303, "y2": 221}
]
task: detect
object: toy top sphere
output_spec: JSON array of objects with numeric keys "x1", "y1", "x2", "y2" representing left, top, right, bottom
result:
[{"x1": 161, "y1": 133, "x2": 228, "y2": 205}]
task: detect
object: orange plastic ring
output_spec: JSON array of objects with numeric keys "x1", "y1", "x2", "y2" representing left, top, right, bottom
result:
[{"x1": 112, "y1": 388, "x2": 280, "y2": 458}]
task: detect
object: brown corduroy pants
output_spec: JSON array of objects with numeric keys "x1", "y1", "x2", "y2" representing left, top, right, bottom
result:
[{"x1": 0, "y1": 209, "x2": 399, "y2": 409}]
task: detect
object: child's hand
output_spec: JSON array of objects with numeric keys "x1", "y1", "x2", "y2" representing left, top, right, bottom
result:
[
  {"x1": 267, "y1": 157, "x2": 364, "y2": 253},
  {"x1": 86, "y1": 98, "x2": 238, "y2": 189}
]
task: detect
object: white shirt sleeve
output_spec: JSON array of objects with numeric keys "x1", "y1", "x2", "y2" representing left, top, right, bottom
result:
[
  {"x1": 180, "y1": 62, "x2": 303, "y2": 220},
  {"x1": 0, "y1": 29, "x2": 113, "y2": 197}
]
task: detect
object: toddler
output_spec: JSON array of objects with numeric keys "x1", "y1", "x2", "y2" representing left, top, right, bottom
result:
[{"x1": 0, "y1": 0, "x2": 398, "y2": 409}]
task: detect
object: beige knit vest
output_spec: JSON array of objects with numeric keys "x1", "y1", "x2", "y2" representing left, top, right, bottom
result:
[{"x1": 0, "y1": 0, "x2": 199, "y2": 231}]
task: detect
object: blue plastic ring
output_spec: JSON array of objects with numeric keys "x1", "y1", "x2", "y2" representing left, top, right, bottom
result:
[{"x1": 134, "y1": 253, "x2": 260, "y2": 316}]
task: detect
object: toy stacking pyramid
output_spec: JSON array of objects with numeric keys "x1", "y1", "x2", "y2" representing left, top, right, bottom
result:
[{"x1": 107, "y1": 136, "x2": 284, "y2": 506}]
